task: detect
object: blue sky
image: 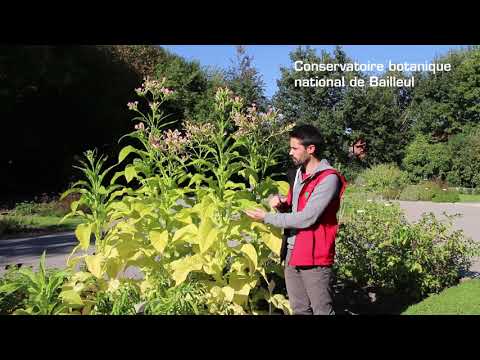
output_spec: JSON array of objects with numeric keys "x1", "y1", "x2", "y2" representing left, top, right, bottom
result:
[{"x1": 161, "y1": 45, "x2": 466, "y2": 99}]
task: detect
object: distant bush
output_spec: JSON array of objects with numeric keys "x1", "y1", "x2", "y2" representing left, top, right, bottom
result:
[
  {"x1": 402, "y1": 134, "x2": 452, "y2": 183},
  {"x1": 447, "y1": 126, "x2": 480, "y2": 188},
  {"x1": 357, "y1": 163, "x2": 409, "y2": 199},
  {"x1": 12, "y1": 193, "x2": 79, "y2": 217},
  {"x1": 432, "y1": 189, "x2": 460, "y2": 203},
  {"x1": 0, "y1": 216, "x2": 30, "y2": 236},
  {"x1": 403, "y1": 127, "x2": 480, "y2": 189},
  {"x1": 399, "y1": 181, "x2": 460, "y2": 202}
]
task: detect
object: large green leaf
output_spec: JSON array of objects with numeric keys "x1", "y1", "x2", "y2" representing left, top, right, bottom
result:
[
  {"x1": 269, "y1": 294, "x2": 293, "y2": 315},
  {"x1": 198, "y1": 216, "x2": 218, "y2": 254},
  {"x1": 275, "y1": 181, "x2": 290, "y2": 196},
  {"x1": 260, "y1": 232, "x2": 282, "y2": 256},
  {"x1": 125, "y1": 165, "x2": 137, "y2": 183},
  {"x1": 59, "y1": 290, "x2": 84, "y2": 306},
  {"x1": 75, "y1": 223, "x2": 92, "y2": 250},
  {"x1": 118, "y1": 145, "x2": 141, "y2": 163},
  {"x1": 240, "y1": 243, "x2": 258, "y2": 272},
  {"x1": 221, "y1": 286, "x2": 235, "y2": 302},
  {"x1": 150, "y1": 230, "x2": 169, "y2": 254},
  {"x1": 85, "y1": 254, "x2": 104, "y2": 278},
  {"x1": 169, "y1": 254, "x2": 204, "y2": 286},
  {"x1": 172, "y1": 223, "x2": 198, "y2": 244}
]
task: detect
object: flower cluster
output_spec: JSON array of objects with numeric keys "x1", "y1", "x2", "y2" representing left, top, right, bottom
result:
[
  {"x1": 127, "y1": 101, "x2": 139, "y2": 111},
  {"x1": 134, "y1": 76, "x2": 174, "y2": 98},
  {"x1": 149, "y1": 133, "x2": 162, "y2": 150},
  {"x1": 134, "y1": 122, "x2": 145, "y2": 131},
  {"x1": 183, "y1": 120, "x2": 216, "y2": 143},
  {"x1": 232, "y1": 104, "x2": 295, "y2": 140},
  {"x1": 162, "y1": 129, "x2": 190, "y2": 155}
]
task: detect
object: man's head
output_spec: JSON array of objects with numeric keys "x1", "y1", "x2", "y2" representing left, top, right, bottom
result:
[
  {"x1": 289, "y1": 125, "x2": 323, "y2": 167},
  {"x1": 350, "y1": 138, "x2": 367, "y2": 160}
]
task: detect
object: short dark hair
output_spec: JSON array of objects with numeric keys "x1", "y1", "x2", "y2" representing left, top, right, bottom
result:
[{"x1": 289, "y1": 124, "x2": 323, "y2": 158}]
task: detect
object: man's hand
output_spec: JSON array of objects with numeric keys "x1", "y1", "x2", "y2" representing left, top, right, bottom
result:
[
  {"x1": 268, "y1": 195, "x2": 287, "y2": 210},
  {"x1": 244, "y1": 208, "x2": 267, "y2": 221}
]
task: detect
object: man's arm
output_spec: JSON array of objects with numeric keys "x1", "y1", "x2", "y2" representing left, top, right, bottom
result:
[{"x1": 263, "y1": 174, "x2": 340, "y2": 229}]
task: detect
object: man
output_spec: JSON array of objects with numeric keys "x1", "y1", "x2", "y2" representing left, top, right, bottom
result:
[
  {"x1": 349, "y1": 138, "x2": 367, "y2": 161},
  {"x1": 245, "y1": 125, "x2": 347, "y2": 315}
]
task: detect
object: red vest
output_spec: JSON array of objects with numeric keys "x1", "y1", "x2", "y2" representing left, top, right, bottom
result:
[{"x1": 286, "y1": 168, "x2": 347, "y2": 266}]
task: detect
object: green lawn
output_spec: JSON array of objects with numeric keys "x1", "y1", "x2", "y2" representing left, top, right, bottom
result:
[
  {"x1": 402, "y1": 279, "x2": 480, "y2": 315},
  {"x1": 459, "y1": 194, "x2": 480, "y2": 203},
  {"x1": 0, "y1": 215, "x2": 82, "y2": 239}
]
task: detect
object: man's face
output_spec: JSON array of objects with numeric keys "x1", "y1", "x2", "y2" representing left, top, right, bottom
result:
[
  {"x1": 289, "y1": 137, "x2": 315, "y2": 166},
  {"x1": 352, "y1": 139, "x2": 367, "y2": 160}
]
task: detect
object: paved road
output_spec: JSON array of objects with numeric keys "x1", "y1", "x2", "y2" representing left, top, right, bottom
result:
[
  {"x1": 0, "y1": 232, "x2": 90, "y2": 273},
  {"x1": 1, "y1": 201, "x2": 479, "y2": 277}
]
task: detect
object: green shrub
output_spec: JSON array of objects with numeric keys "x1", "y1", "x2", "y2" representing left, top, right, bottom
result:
[
  {"x1": 0, "y1": 267, "x2": 29, "y2": 315},
  {"x1": 13, "y1": 199, "x2": 70, "y2": 217},
  {"x1": 0, "y1": 252, "x2": 70, "y2": 315},
  {"x1": 431, "y1": 189, "x2": 460, "y2": 203},
  {"x1": 402, "y1": 134, "x2": 452, "y2": 183},
  {"x1": 447, "y1": 126, "x2": 480, "y2": 188},
  {"x1": 403, "y1": 127, "x2": 480, "y2": 188},
  {"x1": 399, "y1": 185, "x2": 426, "y2": 201},
  {"x1": 0, "y1": 215, "x2": 31, "y2": 236},
  {"x1": 335, "y1": 195, "x2": 479, "y2": 300},
  {"x1": 357, "y1": 163, "x2": 409, "y2": 199},
  {"x1": 399, "y1": 181, "x2": 460, "y2": 202}
]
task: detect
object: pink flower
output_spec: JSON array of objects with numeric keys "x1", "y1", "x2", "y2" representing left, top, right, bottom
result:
[
  {"x1": 161, "y1": 88, "x2": 173, "y2": 96},
  {"x1": 134, "y1": 122, "x2": 145, "y2": 131},
  {"x1": 127, "y1": 101, "x2": 138, "y2": 111}
]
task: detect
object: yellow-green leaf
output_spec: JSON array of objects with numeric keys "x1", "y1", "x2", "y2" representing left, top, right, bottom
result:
[
  {"x1": 172, "y1": 223, "x2": 198, "y2": 244},
  {"x1": 85, "y1": 254, "x2": 104, "y2": 278},
  {"x1": 261, "y1": 232, "x2": 282, "y2": 256},
  {"x1": 118, "y1": 145, "x2": 139, "y2": 163},
  {"x1": 249, "y1": 174, "x2": 257, "y2": 188},
  {"x1": 270, "y1": 294, "x2": 293, "y2": 315},
  {"x1": 240, "y1": 243, "x2": 258, "y2": 271},
  {"x1": 250, "y1": 221, "x2": 268, "y2": 233},
  {"x1": 59, "y1": 290, "x2": 84, "y2": 306},
  {"x1": 75, "y1": 223, "x2": 92, "y2": 250},
  {"x1": 125, "y1": 165, "x2": 137, "y2": 183},
  {"x1": 169, "y1": 254, "x2": 204, "y2": 286},
  {"x1": 229, "y1": 273, "x2": 253, "y2": 296},
  {"x1": 276, "y1": 181, "x2": 290, "y2": 196},
  {"x1": 222, "y1": 286, "x2": 235, "y2": 302},
  {"x1": 71, "y1": 271, "x2": 93, "y2": 283},
  {"x1": 198, "y1": 216, "x2": 218, "y2": 254},
  {"x1": 150, "y1": 230, "x2": 169, "y2": 254}
]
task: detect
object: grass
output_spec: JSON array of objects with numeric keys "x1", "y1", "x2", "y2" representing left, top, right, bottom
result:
[
  {"x1": 459, "y1": 194, "x2": 480, "y2": 203},
  {"x1": 402, "y1": 279, "x2": 480, "y2": 315},
  {"x1": 0, "y1": 215, "x2": 82, "y2": 239}
]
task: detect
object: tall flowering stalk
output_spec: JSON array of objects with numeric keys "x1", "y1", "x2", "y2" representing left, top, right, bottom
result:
[
  {"x1": 232, "y1": 103, "x2": 295, "y2": 187},
  {"x1": 120, "y1": 76, "x2": 191, "y2": 198},
  {"x1": 183, "y1": 87, "x2": 244, "y2": 202}
]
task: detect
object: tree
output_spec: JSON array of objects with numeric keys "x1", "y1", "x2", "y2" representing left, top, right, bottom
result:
[
  {"x1": 225, "y1": 46, "x2": 268, "y2": 111},
  {"x1": 338, "y1": 71, "x2": 415, "y2": 165},
  {"x1": 408, "y1": 47, "x2": 480, "y2": 141},
  {"x1": 0, "y1": 45, "x2": 221, "y2": 201}
]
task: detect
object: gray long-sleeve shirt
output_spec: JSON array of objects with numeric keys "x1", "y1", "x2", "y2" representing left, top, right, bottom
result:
[{"x1": 264, "y1": 159, "x2": 340, "y2": 249}]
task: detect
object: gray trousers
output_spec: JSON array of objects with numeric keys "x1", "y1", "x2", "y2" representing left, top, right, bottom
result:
[{"x1": 284, "y1": 249, "x2": 335, "y2": 315}]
